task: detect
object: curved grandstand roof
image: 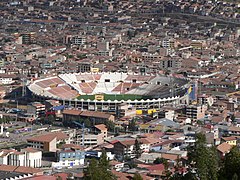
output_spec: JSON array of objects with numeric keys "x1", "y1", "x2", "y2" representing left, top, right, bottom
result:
[{"x1": 28, "y1": 72, "x2": 189, "y2": 101}]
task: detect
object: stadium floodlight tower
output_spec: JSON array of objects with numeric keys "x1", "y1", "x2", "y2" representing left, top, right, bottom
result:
[{"x1": 21, "y1": 65, "x2": 28, "y2": 97}]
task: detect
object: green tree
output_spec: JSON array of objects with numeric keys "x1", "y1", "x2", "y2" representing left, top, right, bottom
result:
[
  {"x1": 187, "y1": 133, "x2": 218, "y2": 180},
  {"x1": 84, "y1": 151, "x2": 116, "y2": 180},
  {"x1": 134, "y1": 138, "x2": 142, "y2": 158},
  {"x1": 133, "y1": 173, "x2": 143, "y2": 180},
  {"x1": 153, "y1": 157, "x2": 166, "y2": 164},
  {"x1": 128, "y1": 118, "x2": 137, "y2": 131},
  {"x1": 84, "y1": 158, "x2": 99, "y2": 180},
  {"x1": 207, "y1": 146, "x2": 218, "y2": 180},
  {"x1": 105, "y1": 120, "x2": 115, "y2": 132},
  {"x1": 46, "y1": 114, "x2": 55, "y2": 124},
  {"x1": 220, "y1": 146, "x2": 240, "y2": 180},
  {"x1": 232, "y1": 173, "x2": 238, "y2": 180}
]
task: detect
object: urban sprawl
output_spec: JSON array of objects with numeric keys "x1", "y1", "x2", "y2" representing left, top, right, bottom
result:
[{"x1": 0, "y1": 0, "x2": 239, "y2": 180}]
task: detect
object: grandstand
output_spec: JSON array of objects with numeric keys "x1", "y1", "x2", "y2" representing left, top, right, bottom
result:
[{"x1": 28, "y1": 72, "x2": 190, "y2": 115}]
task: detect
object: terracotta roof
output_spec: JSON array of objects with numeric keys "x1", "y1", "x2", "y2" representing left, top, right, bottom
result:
[
  {"x1": 111, "y1": 170, "x2": 132, "y2": 180},
  {"x1": 221, "y1": 136, "x2": 237, "y2": 141},
  {"x1": 62, "y1": 143, "x2": 84, "y2": 150},
  {"x1": 228, "y1": 126, "x2": 240, "y2": 132},
  {"x1": 62, "y1": 109, "x2": 82, "y2": 116},
  {"x1": 63, "y1": 109, "x2": 114, "y2": 119},
  {"x1": 23, "y1": 175, "x2": 56, "y2": 180},
  {"x1": 211, "y1": 116, "x2": 223, "y2": 123},
  {"x1": 146, "y1": 164, "x2": 165, "y2": 171},
  {"x1": 0, "y1": 164, "x2": 43, "y2": 175},
  {"x1": 94, "y1": 124, "x2": 107, "y2": 131},
  {"x1": 217, "y1": 142, "x2": 232, "y2": 154},
  {"x1": 119, "y1": 138, "x2": 150, "y2": 147},
  {"x1": 21, "y1": 147, "x2": 40, "y2": 153},
  {"x1": 161, "y1": 153, "x2": 179, "y2": 161},
  {"x1": 27, "y1": 132, "x2": 68, "y2": 143},
  {"x1": 80, "y1": 111, "x2": 113, "y2": 119},
  {"x1": 53, "y1": 172, "x2": 68, "y2": 180}
]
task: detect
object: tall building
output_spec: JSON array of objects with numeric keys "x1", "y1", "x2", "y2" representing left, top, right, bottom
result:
[{"x1": 21, "y1": 32, "x2": 36, "y2": 44}]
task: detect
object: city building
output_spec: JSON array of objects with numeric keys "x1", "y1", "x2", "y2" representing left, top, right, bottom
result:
[
  {"x1": 185, "y1": 105, "x2": 208, "y2": 120},
  {"x1": 27, "y1": 132, "x2": 70, "y2": 152},
  {"x1": 27, "y1": 102, "x2": 46, "y2": 118},
  {"x1": 52, "y1": 144, "x2": 85, "y2": 168},
  {"x1": 0, "y1": 148, "x2": 42, "y2": 168}
]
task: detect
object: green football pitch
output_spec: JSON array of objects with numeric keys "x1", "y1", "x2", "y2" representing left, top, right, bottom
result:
[{"x1": 77, "y1": 94, "x2": 150, "y2": 101}]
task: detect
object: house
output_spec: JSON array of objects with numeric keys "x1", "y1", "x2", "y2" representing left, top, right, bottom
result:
[
  {"x1": 0, "y1": 148, "x2": 42, "y2": 168},
  {"x1": 110, "y1": 160, "x2": 124, "y2": 171},
  {"x1": 0, "y1": 164, "x2": 43, "y2": 176},
  {"x1": 112, "y1": 138, "x2": 150, "y2": 158},
  {"x1": 139, "y1": 118, "x2": 180, "y2": 133},
  {"x1": 221, "y1": 136, "x2": 237, "y2": 146},
  {"x1": 217, "y1": 142, "x2": 232, "y2": 159},
  {"x1": 27, "y1": 132, "x2": 70, "y2": 152},
  {"x1": 228, "y1": 126, "x2": 240, "y2": 135},
  {"x1": 21, "y1": 148, "x2": 42, "y2": 168},
  {"x1": 52, "y1": 144, "x2": 85, "y2": 168},
  {"x1": 0, "y1": 86, "x2": 6, "y2": 99},
  {"x1": 186, "y1": 105, "x2": 207, "y2": 120},
  {"x1": 94, "y1": 124, "x2": 108, "y2": 139},
  {"x1": 0, "y1": 73, "x2": 16, "y2": 84},
  {"x1": 74, "y1": 124, "x2": 108, "y2": 146},
  {"x1": 62, "y1": 109, "x2": 115, "y2": 126},
  {"x1": 145, "y1": 164, "x2": 165, "y2": 179},
  {"x1": 27, "y1": 102, "x2": 46, "y2": 118}
]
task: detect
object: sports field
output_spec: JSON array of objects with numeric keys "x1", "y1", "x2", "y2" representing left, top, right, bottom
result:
[{"x1": 77, "y1": 94, "x2": 151, "y2": 101}]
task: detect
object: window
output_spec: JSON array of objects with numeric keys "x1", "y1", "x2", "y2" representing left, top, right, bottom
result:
[
  {"x1": 105, "y1": 79, "x2": 110, "y2": 82},
  {"x1": 132, "y1": 79, "x2": 137, "y2": 83}
]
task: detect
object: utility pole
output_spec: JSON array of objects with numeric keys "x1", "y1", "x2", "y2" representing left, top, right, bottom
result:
[{"x1": 82, "y1": 122, "x2": 85, "y2": 147}]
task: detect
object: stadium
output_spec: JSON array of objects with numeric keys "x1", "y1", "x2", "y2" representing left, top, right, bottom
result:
[{"x1": 28, "y1": 72, "x2": 190, "y2": 116}]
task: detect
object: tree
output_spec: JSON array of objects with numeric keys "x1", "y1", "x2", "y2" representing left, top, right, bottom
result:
[
  {"x1": 105, "y1": 120, "x2": 115, "y2": 132},
  {"x1": 187, "y1": 133, "x2": 218, "y2": 180},
  {"x1": 219, "y1": 146, "x2": 240, "y2": 180},
  {"x1": 45, "y1": 114, "x2": 55, "y2": 124},
  {"x1": 134, "y1": 138, "x2": 142, "y2": 158},
  {"x1": 133, "y1": 173, "x2": 143, "y2": 180},
  {"x1": 153, "y1": 157, "x2": 166, "y2": 164},
  {"x1": 84, "y1": 158, "x2": 99, "y2": 180},
  {"x1": 232, "y1": 173, "x2": 238, "y2": 180},
  {"x1": 207, "y1": 146, "x2": 218, "y2": 180},
  {"x1": 84, "y1": 151, "x2": 116, "y2": 180},
  {"x1": 128, "y1": 118, "x2": 137, "y2": 132}
]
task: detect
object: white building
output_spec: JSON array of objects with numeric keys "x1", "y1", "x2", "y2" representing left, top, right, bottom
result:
[
  {"x1": 0, "y1": 148, "x2": 42, "y2": 168},
  {"x1": 0, "y1": 74, "x2": 16, "y2": 85},
  {"x1": 52, "y1": 144, "x2": 85, "y2": 168}
]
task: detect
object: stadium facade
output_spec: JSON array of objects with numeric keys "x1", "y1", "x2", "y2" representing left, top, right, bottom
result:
[{"x1": 28, "y1": 72, "x2": 190, "y2": 116}]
